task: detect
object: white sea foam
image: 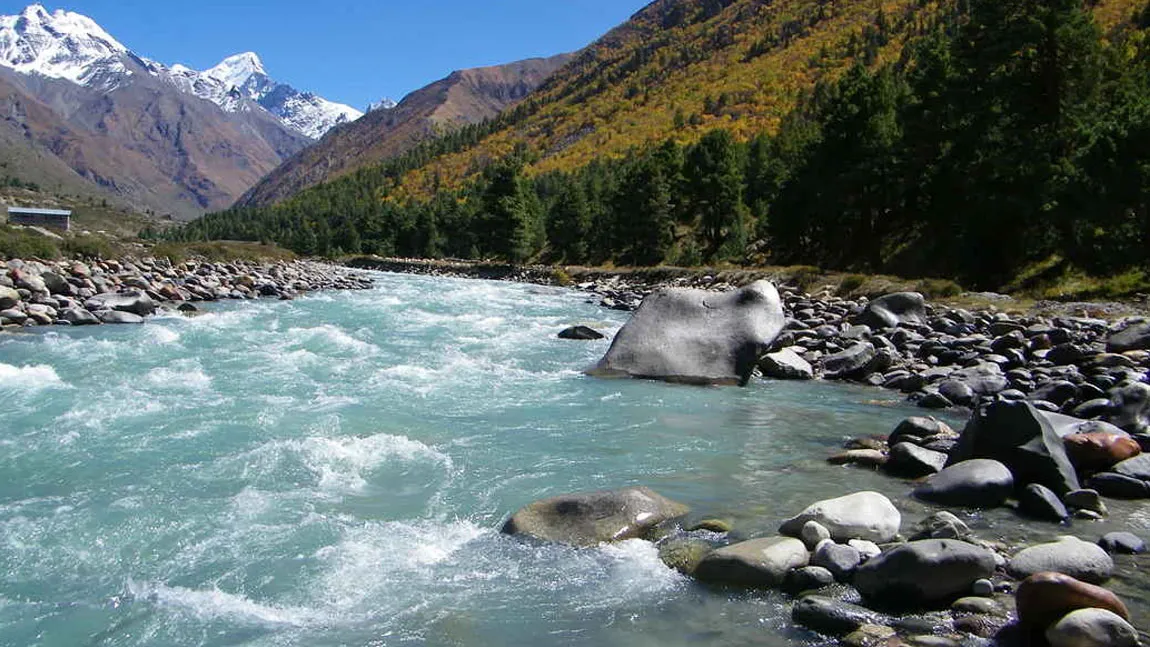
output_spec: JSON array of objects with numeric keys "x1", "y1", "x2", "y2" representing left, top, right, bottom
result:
[
  {"x1": 0, "y1": 362, "x2": 65, "y2": 391},
  {"x1": 127, "y1": 580, "x2": 320, "y2": 627}
]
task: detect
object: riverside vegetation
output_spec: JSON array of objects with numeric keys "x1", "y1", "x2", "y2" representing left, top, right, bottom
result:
[{"x1": 171, "y1": 0, "x2": 1150, "y2": 295}]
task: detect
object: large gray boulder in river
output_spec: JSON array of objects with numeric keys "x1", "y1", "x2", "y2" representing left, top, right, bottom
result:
[
  {"x1": 587, "y1": 280, "x2": 785, "y2": 386},
  {"x1": 501, "y1": 486, "x2": 689, "y2": 547}
]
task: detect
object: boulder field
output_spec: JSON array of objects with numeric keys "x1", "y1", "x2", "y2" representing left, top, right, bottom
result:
[
  {"x1": 0, "y1": 256, "x2": 373, "y2": 329},
  {"x1": 499, "y1": 485, "x2": 1144, "y2": 646}
]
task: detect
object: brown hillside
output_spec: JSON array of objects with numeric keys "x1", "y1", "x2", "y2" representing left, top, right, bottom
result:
[{"x1": 236, "y1": 54, "x2": 574, "y2": 208}]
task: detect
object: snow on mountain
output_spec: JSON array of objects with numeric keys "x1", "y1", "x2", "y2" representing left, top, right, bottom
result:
[
  {"x1": 0, "y1": 5, "x2": 364, "y2": 139},
  {"x1": 368, "y1": 98, "x2": 398, "y2": 112},
  {"x1": 0, "y1": 4, "x2": 129, "y2": 87}
]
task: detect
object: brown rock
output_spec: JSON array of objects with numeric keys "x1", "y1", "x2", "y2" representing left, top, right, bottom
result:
[
  {"x1": 1015, "y1": 572, "x2": 1129, "y2": 631},
  {"x1": 1064, "y1": 433, "x2": 1141, "y2": 473}
]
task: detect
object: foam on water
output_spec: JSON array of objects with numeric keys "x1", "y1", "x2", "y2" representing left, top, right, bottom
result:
[
  {"x1": 128, "y1": 580, "x2": 322, "y2": 628},
  {"x1": 0, "y1": 362, "x2": 65, "y2": 391}
]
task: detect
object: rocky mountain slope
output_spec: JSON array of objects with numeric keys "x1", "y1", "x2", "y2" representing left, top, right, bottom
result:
[
  {"x1": 0, "y1": 4, "x2": 374, "y2": 219},
  {"x1": 237, "y1": 54, "x2": 573, "y2": 208}
]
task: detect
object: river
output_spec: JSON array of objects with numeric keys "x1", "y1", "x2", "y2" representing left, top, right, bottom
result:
[{"x1": 1, "y1": 271, "x2": 1146, "y2": 646}]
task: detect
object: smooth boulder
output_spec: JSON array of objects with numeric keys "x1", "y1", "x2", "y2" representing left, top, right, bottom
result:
[
  {"x1": 1046, "y1": 608, "x2": 1140, "y2": 647},
  {"x1": 758, "y1": 348, "x2": 814, "y2": 380},
  {"x1": 857, "y1": 292, "x2": 927, "y2": 330},
  {"x1": 84, "y1": 290, "x2": 157, "y2": 317},
  {"x1": 821, "y1": 342, "x2": 877, "y2": 380},
  {"x1": 886, "y1": 442, "x2": 948, "y2": 477},
  {"x1": 1064, "y1": 432, "x2": 1141, "y2": 473},
  {"x1": 913, "y1": 459, "x2": 1014, "y2": 508},
  {"x1": 792, "y1": 595, "x2": 887, "y2": 636},
  {"x1": 558, "y1": 325, "x2": 604, "y2": 340},
  {"x1": 1018, "y1": 483, "x2": 1071, "y2": 523},
  {"x1": 779, "y1": 492, "x2": 901, "y2": 543},
  {"x1": 853, "y1": 539, "x2": 997, "y2": 609},
  {"x1": 694, "y1": 536, "x2": 809, "y2": 588},
  {"x1": 501, "y1": 486, "x2": 688, "y2": 547},
  {"x1": 1107, "y1": 321, "x2": 1150, "y2": 353},
  {"x1": 588, "y1": 280, "x2": 785, "y2": 386},
  {"x1": 1007, "y1": 537, "x2": 1114, "y2": 584},
  {"x1": 1107, "y1": 382, "x2": 1150, "y2": 435},
  {"x1": 1016, "y1": 571, "x2": 1130, "y2": 630}
]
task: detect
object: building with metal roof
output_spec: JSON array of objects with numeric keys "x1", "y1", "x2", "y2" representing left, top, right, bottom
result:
[{"x1": 6, "y1": 207, "x2": 71, "y2": 231}]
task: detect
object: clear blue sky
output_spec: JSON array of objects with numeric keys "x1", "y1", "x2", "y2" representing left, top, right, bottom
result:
[{"x1": 5, "y1": 1, "x2": 651, "y2": 110}]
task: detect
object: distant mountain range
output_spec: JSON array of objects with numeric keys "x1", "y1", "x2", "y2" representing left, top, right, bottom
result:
[
  {"x1": 238, "y1": 54, "x2": 574, "y2": 208},
  {"x1": 0, "y1": 4, "x2": 390, "y2": 219}
]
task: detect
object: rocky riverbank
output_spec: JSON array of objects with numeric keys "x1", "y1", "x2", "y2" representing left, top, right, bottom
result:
[
  {"x1": 350, "y1": 257, "x2": 1150, "y2": 428},
  {"x1": 0, "y1": 257, "x2": 373, "y2": 329}
]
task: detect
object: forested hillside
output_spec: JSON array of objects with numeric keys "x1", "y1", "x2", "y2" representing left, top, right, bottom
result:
[{"x1": 171, "y1": 0, "x2": 1150, "y2": 291}]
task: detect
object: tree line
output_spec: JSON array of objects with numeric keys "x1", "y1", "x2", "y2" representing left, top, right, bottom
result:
[{"x1": 167, "y1": 0, "x2": 1150, "y2": 289}]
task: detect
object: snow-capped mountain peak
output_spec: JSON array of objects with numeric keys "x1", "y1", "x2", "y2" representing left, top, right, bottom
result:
[
  {"x1": 0, "y1": 5, "x2": 365, "y2": 139},
  {"x1": 203, "y1": 51, "x2": 266, "y2": 95},
  {"x1": 368, "y1": 98, "x2": 398, "y2": 112},
  {"x1": 0, "y1": 4, "x2": 128, "y2": 86}
]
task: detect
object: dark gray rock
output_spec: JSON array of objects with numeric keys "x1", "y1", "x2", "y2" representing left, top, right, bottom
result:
[
  {"x1": 59, "y1": 307, "x2": 99, "y2": 326},
  {"x1": 948, "y1": 400, "x2": 1081, "y2": 496},
  {"x1": 694, "y1": 536, "x2": 809, "y2": 588},
  {"x1": 1018, "y1": 483, "x2": 1071, "y2": 523},
  {"x1": 1007, "y1": 537, "x2": 1114, "y2": 584},
  {"x1": 939, "y1": 380, "x2": 976, "y2": 407},
  {"x1": 1107, "y1": 321, "x2": 1150, "y2": 353},
  {"x1": 889, "y1": 417, "x2": 955, "y2": 446},
  {"x1": 886, "y1": 442, "x2": 948, "y2": 477},
  {"x1": 853, "y1": 539, "x2": 997, "y2": 609},
  {"x1": 1113, "y1": 453, "x2": 1150, "y2": 481},
  {"x1": 913, "y1": 459, "x2": 1014, "y2": 508},
  {"x1": 1086, "y1": 472, "x2": 1150, "y2": 499},
  {"x1": 1031, "y1": 381, "x2": 1080, "y2": 406},
  {"x1": 1107, "y1": 383, "x2": 1150, "y2": 435},
  {"x1": 857, "y1": 292, "x2": 927, "y2": 330},
  {"x1": 792, "y1": 595, "x2": 888, "y2": 636},
  {"x1": 783, "y1": 566, "x2": 836, "y2": 594},
  {"x1": 821, "y1": 342, "x2": 877, "y2": 380},
  {"x1": 558, "y1": 325, "x2": 604, "y2": 340},
  {"x1": 917, "y1": 391, "x2": 955, "y2": 409},
  {"x1": 758, "y1": 348, "x2": 814, "y2": 380},
  {"x1": 501, "y1": 486, "x2": 689, "y2": 547},
  {"x1": 1098, "y1": 532, "x2": 1145, "y2": 555},
  {"x1": 94, "y1": 310, "x2": 144, "y2": 324},
  {"x1": 588, "y1": 281, "x2": 785, "y2": 386},
  {"x1": 812, "y1": 541, "x2": 862, "y2": 582}
]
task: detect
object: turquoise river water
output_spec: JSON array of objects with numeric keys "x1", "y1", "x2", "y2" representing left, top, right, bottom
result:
[{"x1": 1, "y1": 272, "x2": 1147, "y2": 647}]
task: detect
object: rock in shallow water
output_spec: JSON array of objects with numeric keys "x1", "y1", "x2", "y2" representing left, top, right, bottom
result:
[
  {"x1": 1046, "y1": 608, "x2": 1140, "y2": 647},
  {"x1": 557, "y1": 325, "x2": 604, "y2": 340},
  {"x1": 587, "y1": 280, "x2": 784, "y2": 386},
  {"x1": 853, "y1": 539, "x2": 997, "y2": 609},
  {"x1": 694, "y1": 536, "x2": 809, "y2": 588},
  {"x1": 913, "y1": 459, "x2": 1014, "y2": 508},
  {"x1": 1016, "y1": 571, "x2": 1130, "y2": 630},
  {"x1": 792, "y1": 595, "x2": 888, "y2": 636},
  {"x1": 501, "y1": 486, "x2": 688, "y2": 547},
  {"x1": 1007, "y1": 537, "x2": 1114, "y2": 584},
  {"x1": 758, "y1": 348, "x2": 814, "y2": 380},
  {"x1": 779, "y1": 491, "x2": 901, "y2": 544}
]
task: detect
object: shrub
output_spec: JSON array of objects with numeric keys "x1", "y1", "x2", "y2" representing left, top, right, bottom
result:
[{"x1": 0, "y1": 226, "x2": 60, "y2": 260}]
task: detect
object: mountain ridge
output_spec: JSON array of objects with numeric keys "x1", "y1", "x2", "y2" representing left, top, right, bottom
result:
[{"x1": 236, "y1": 53, "x2": 574, "y2": 208}]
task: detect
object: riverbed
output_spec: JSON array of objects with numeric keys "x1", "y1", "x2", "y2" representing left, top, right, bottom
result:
[{"x1": 1, "y1": 271, "x2": 1146, "y2": 646}]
